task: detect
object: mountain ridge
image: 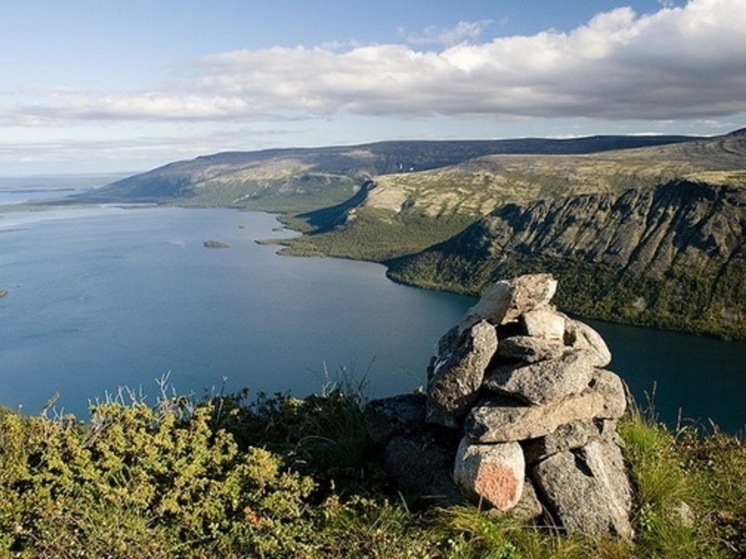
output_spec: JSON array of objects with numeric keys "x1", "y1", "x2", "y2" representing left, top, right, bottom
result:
[
  {"x1": 387, "y1": 179, "x2": 746, "y2": 340},
  {"x1": 73, "y1": 134, "x2": 701, "y2": 212}
]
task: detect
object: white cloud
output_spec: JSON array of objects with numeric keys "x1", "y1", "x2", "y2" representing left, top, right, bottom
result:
[
  {"x1": 399, "y1": 20, "x2": 494, "y2": 46},
  {"x1": 3, "y1": 0, "x2": 746, "y2": 127}
]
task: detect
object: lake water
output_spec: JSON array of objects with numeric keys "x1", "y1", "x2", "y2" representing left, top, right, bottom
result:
[
  {"x1": 1, "y1": 199, "x2": 744, "y2": 433},
  {"x1": 0, "y1": 205, "x2": 474, "y2": 416}
]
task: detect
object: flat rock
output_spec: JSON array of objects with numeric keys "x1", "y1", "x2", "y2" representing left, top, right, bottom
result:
[
  {"x1": 465, "y1": 391, "x2": 605, "y2": 443},
  {"x1": 564, "y1": 318, "x2": 612, "y2": 368},
  {"x1": 521, "y1": 308, "x2": 565, "y2": 341},
  {"x1": 427, "y1": 320, "x2": 497, "y2": 420},
  {"x1": 460, "y1": 274, "x2": 557, "y2": 333},
  {"x1": 532, "y1": 440, "x2": 633, "y2": 539},
  {"x1": 453, "y1": 438, "x2": 525, "y2": 511},
  {"x1": 589, "y1": 369, "x2": 627, "y2": 419},
  {"x1": 496, "y1": 335, "x2": 565, "y2": 363},
  {"x1": 522, "y1": 418, "x2": 617, "y2": 464},
  {"x1": 484, "y1": 350, "x2": 595, "y2": 404},
  {"x1": 364, "y1": 393, "x2": 426, "y2": 447}
]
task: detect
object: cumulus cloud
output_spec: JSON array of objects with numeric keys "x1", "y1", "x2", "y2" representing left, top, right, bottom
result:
[{"x1": 4, "y1": 0, "x2": 746, "y2": 126}]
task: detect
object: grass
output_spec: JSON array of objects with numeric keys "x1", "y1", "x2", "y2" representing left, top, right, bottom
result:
[{"x1": 1, "y1": 380, "x2": 745, "y2": 557}]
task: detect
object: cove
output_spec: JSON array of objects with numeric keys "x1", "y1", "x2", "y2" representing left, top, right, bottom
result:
[{"x1": 0, "y1": 205, "x2": 744, "y2": 433}]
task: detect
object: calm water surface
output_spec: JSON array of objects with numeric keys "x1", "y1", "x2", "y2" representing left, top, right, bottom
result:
[
  {"x1": 0, "y1": 206, "x2": 473, "y2": 415},
  {"x1": 0, "y1": 204, "x2": 744, "y2": 433}
]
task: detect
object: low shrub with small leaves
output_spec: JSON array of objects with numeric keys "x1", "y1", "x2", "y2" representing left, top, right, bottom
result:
[
  {"x1": 0, "y1": 397, "x2": 318, "y2": 557},
  {"x1": 1, "y1": 387, "x2": 745, "y2": 558}
]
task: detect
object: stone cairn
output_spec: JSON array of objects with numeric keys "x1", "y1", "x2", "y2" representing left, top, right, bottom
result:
[{"x1": 364, "y1": 274, "x2": 634, "y2": 539}]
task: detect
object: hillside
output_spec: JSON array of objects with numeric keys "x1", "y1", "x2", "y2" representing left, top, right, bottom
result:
[
  {"x1": 1, "y1": 382, "x2": 745, "y2": 557},
  {"x1": 72, "y1": 135, "x2": 695, "y2": 213},
  {"x1": 279, "y1": 130, "x2": 746, "y2": 261},
  {"x1": 388, "y1": 180, "x2": 746, "y2": 340}
]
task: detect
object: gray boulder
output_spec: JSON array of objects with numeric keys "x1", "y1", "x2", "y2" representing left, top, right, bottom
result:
[
  {"x1": 427, "y1": 320, "x2": 497, "y2": 421},
  {"x1": 453, "y1": 438, "x2": 525, "y2": 511},
  {"x1": 460, "y1": 274, "x2": 557, "y2": 333},
  {"x1": 425, "y1": 399, "x2": 461, "y2": 429},
  {"x1": 384, "y1": 431, "x2": 463, "y2": 506},
  {"x1": 589, "y1": 369, "x2": 627, "y2": 419},
  {"x1": 496, "y1": 335, "x2": 565, "y2": 363},
  {"x1": 564, "y1": 318, "x2": 612, "y2": 368},
  {"x1": 502, "y1": 477, "x2": 544, "y2": 521},
  {"x1": 532, "y1": 440, "x2": 633, "y2": 539},
  {"x1": 484, "y1": 350, "x2": 595, "y2": 404},
  {"x1": 521, "y1": 308, "x2": 565, "y2": 341},
  {"x1": 466, "y1": 391, "x2": 605, "y2": 443},
  {"x1": 522, "y1": 418, "x2": 618, "y2": 464}
]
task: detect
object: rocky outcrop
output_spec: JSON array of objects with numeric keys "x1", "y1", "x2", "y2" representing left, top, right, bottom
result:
[
  {"x1": 388, "y1": 180, "x2": 746, "y2": 341},
  {"x1": 365, "y1": 274, "x2": 634, "y2": 539}
]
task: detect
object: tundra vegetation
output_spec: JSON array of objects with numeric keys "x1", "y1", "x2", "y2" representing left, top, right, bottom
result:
[{"x1": 0, "y1": 383, "x2": 744, "y2": 558}]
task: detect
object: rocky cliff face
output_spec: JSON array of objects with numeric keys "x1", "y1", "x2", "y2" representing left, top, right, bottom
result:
[{"x1": 388, "y1": 181, "x2": 746, "y2": 340}]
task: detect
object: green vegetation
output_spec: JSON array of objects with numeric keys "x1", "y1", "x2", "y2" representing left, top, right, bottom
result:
[
  {"x1": 387, "y1": 242, "x2": 746, "y2": 341},
  {"x1": 277, "y1": 209, "x2": 475, "y2": 262},
  {"x1": 1, "y1": 384, "x2": 744, "y2": 558}
]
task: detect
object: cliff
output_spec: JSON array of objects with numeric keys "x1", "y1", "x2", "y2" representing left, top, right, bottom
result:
[{"x1": 388, "y1": 181, "x2": 746, "y2": 340}]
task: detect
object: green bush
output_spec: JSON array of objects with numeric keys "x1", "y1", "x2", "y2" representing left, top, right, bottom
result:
[
  {"x1": 0, "y1": 396, "x2": 318, "y2": 557},
  {"x1": 2, "y1": 387, "x2": 746, "y2": 557}
]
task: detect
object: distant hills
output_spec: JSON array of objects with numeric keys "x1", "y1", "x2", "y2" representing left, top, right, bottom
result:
[
  {"x1": 74, "y1": 134, "x2": 698, "y2": 212},
  {"x1": 71, "y1": 129, "x2": 746, "y2": 339}
]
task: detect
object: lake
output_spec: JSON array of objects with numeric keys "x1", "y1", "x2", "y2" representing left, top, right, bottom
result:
[
  {"x1": 0, "y1": 205, "x2": 474, "y2": 416},
  {"x1": 1, "y1": 200, "x2": 745, "y2": 433}
]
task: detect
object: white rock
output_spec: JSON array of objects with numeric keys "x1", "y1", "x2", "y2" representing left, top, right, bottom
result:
[{"x1": 453, "y1": 438, "x2": 525, "y2": 511}]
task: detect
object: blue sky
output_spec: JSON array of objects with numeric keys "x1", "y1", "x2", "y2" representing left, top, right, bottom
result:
[{"x1": 2, "y1": 0, "x2": 745, "y2": 175}]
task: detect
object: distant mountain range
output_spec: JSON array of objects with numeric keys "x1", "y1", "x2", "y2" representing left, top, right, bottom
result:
[
  {"x1": 75, "y1": 134, "x2": 698, "y2": 211},
  {"x1": 71, "y1": 129, "x2": 746, "y2": 339}
]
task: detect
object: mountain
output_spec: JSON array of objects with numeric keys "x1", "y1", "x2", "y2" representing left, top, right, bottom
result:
[
  {"x1": 387, "y1": 179, "x2": 746, "y2": 340},
  {"x1": 73, "y1": 135, "x2": 697, "y2": 213},
  {"x1": 278, "y1": 130, "x2": 746, "y2": 261}
]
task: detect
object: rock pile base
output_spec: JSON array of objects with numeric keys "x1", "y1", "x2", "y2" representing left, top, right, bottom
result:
[{"x1": 365, "y1": 274, "x2": 633, "y2": 539}]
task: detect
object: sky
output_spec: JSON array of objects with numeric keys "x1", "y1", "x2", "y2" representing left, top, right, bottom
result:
[{"x1": 1, "y1": 0, "x2": 745, "y2": 175}]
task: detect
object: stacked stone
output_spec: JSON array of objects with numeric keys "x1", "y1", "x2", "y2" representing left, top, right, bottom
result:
[{"x1": 365, "y1": 274, "x2": 634, "y2": 539}]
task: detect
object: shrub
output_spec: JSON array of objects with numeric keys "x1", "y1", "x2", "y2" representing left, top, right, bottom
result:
[{"x1": 0, "y1": 396, "x2": 318, "y2": 557}]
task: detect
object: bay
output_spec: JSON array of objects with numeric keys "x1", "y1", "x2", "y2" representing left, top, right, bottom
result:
[
  {"x1": 0, "y1": 206, "x2": 473, "y2": 416},
  {"x1": 0, "y1": 205, "x2": 744, "y2": 434},
  {"x1": 589, "y1": 319, "x2": 746, "y2": 434}
]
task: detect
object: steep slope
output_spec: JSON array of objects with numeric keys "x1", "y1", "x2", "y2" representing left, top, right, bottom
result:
[
  {"x1": 388, "y1": 180, "x2": 746, "y2": 340},
  {"x1": 72, "y1": 135, "x2": 696, "y2": 213}
]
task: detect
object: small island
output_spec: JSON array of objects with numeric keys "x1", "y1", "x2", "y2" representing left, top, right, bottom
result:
[
  {"x1": 0, "y1": 289, "x2": 7, "y2": 298},
  {"x1": 203, "y1": 240, "x2": 230, "y2": 248}
]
